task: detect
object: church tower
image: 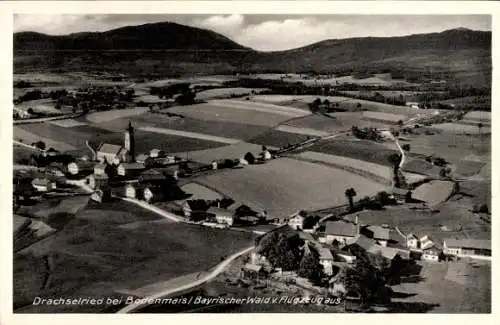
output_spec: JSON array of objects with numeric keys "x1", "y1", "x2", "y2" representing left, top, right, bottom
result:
[{"x1": 124, "y1": 120, "x2": 136, "y2": 162}]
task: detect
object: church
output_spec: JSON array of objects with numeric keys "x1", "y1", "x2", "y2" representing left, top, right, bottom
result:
[{"x1": 94, "y1": 121, "x2": 137, "y2": 164}]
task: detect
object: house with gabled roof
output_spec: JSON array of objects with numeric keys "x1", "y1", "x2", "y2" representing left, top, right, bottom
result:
[
  {"x1": 361, "y1": 225, "x2": 391, "y2": 247},
  {"x1": 319, "y1": 220, "x2": 359, "y2": 246},
  {"x1": 96, "y1": 143, "x2": 129, "y2": 164}
]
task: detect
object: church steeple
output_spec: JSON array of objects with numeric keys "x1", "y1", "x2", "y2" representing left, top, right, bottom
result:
[{"x1": 124, "y1": 120, "x2": 136, "y2": 162}]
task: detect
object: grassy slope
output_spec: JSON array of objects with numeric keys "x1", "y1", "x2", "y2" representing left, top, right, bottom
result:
[{"x1": 14, "y1": 200, "x2": 256, "y2": 313}]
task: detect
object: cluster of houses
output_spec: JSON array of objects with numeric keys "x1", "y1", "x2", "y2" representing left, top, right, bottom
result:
[{"x1": 286, "y1": 210, "x2": 491, "y2": 275}]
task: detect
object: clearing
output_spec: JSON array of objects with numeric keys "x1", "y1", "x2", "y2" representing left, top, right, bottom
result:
[
  {"x1": 14, "y1": 200, "x2": 256, "y2": 313},
  {"x1": 195, "y1": 158, "x2": 387, "y2": 218}
]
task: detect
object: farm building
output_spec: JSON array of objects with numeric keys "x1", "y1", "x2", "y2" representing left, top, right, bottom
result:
[
  {"x1": 207, "y1": 206, "x2": 234, "y2": 226},
  {"x1": 117, "y1": 162, "x2": 146, "y2": 177},
  {"x1": 361, "y1": 225, "x2": 391, "y2": 247},
  {"x1": 136, "y1": 154, "x2": 149, "y2": 164},
  {"x1": 149, "y1": 149, "x2": 166, "y2": 158},
  {"x1": 96, "y1": 143, "x2": 129, "y2": 164},
  {"x1": 422, "y1": 245, "x2": 441, "y2": 262},
  {"x1": 406, "y1": 233, "x2": 419, "y2": 249},
  {"x1": 320, "y1": 220, "x2": 359, "y2": 246},
  {"x1": 142, "y1": 185, "x2": 166, "y2": 202},
  {"x1": 317, "y1": 247, "x2": 335, "y2": 276},
  {"x1": 93, "y1": 163, "x2": 107, "y2": 176},
  {"x1": 405, "y1": 102, "x2": 420, "y2": 109},
  {"x1": 66, "y1": 161, "x2": 94, "y2": 177},
  {"x1": 88, "y1": 174, "x2": 109, "y2": 190},
  {"x1": 288, "y1": 210, "x2": 307, "y2": 230},
  {"x1": 182, "y1": 199, "x2": 210, "y2": 217},
  {"x1": 139, "y1": 169, "x2": 167, "y2": 183},
  {"x1": 240, "y1": 263, "x2": 267, "y2": 280},
  {"x1": 31, "y1": 178, "x2": 56, "y2": 192},
  {"x1": 443, "y1": 239, "x2": 491, "y2": 260},
  {"x1": 368, "y1": 245, "x2": 410, "y2": 261}
]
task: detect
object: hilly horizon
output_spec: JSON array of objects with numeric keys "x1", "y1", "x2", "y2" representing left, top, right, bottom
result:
[{"x1": 14, "y1": 21, "x2": 491, "y2": 87}]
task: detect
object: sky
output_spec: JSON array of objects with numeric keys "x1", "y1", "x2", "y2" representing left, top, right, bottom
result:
[{"x1": 13, "y1": 14, "x2": 491, "y2": 51}]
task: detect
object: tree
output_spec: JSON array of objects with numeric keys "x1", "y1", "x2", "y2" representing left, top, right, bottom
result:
[
  {"x1": 397, "y1": 120, "x2": 404, "y2": 128},
  {"x1": 345, "y1": 188, "x2": 357, "y2": 211},
  {"x1": 35, "y1": 141, "x2": 46, "y2": 150},
  {"x1": 244, "y1": 152, "x2": 256, "y2": 164},
  {"x1": 267, "y1": 233, "x2": 302, "y2": 271},
  {"x1": 298, "y1": 252, "x2": 324, "y2": 285},
  {"x1": 401, "y1": 144, "x2": 410, "y2": 152},
  {"x1": 303, "y1": 215, "x2": 320, "y2": 229}
]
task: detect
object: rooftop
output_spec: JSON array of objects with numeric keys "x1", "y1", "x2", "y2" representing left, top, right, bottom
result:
[
  {"x1": 119, "y1": 162, "x2": 146, "y2": 170},
  {"x1": 97, "y1": 143, "x2": 125, "y2": 155},
  {"x1": 365, "y1": 225, "x2": 390, "y2": 241},
  {"x1": 317, "y1": 247, "x2": 334, "y2": 260},
  {"x1": 325, "y1": 221, "x2": 358, "y2": 237},
  {"x1": 445, "y1": 239, "x2": 491, "y2": 251}
]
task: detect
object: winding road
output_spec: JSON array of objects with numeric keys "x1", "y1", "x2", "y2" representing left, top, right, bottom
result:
[{"x1": 117, "y1": 245, "x2": 255, "y2": 313}]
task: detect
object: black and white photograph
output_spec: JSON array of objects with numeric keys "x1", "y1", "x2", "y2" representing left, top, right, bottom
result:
[{"x1": 3, "y1": 1, "x2": 496, "y2": 317}]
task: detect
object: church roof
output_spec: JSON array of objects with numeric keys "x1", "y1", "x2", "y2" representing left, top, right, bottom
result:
[{"x1": 97, "y1": 143, "x2": 126, "y2": 155}]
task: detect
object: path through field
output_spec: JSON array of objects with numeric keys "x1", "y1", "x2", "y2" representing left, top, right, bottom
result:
[{"x1": 117, "y1": 245, "x2": 255, "y2": 313}]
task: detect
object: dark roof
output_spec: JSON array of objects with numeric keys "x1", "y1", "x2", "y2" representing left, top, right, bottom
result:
[
  {"x1": 445, "y1": 239, "x2": 491, "y2": 251},
  {"x1": 353, "y1": 235, "x2": 377, "y2": 251},
  {"x1": 139, "y1": 169, "x2": 166, "y2": 181},
  {"x1": 365, "y1": 225, "x2": 391, "y2": 241},
  {"x1": 325, "y1": 221, "x2": 357, "y2": 237},
  {"x1": 119, "y1": 162, "x2": 145, "y2": 170},
  {"x1": 184, "y1": 199, "x2": 209, "y2": 212}
]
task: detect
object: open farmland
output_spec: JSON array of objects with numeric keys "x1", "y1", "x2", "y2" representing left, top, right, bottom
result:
[
  {"x1": 249, "y1": 129, "x2": 313, "y2": 148},
  {"x1": 283, "y1": 113, "x2": 356, "y2": 133},
  {"x1": 362, "y1": 111, "x2": 407, "y2": 124},
  {"x1": 86, "y1": 107, "x2": 149, "y2": 124},
  {"x1": 292, "y1": 151, "x2": 392, "y2": 185},
  {"x1": 97, "y1": 113, "x2": 270, "y2": 141},
  {"x1": 412, "y1": 180, "x2": 456, "y2": 206},
  {"x1": 14, "y1": 126, "x2": 77, "y2": 151},
  {"x1": 403, "y1": 132, "x2": 490, "y2": 165},
  {"x1": 430, "y1": 123, "x2": 491, "y2": 135},
  {"x1": 16, "y1": 99, "x2": 61, "y2": 115},
  {"x1": 390, "y1": 261, "x2": 490, "y2": 313},
  {"x1": 308, "y1": 138, "x2": 399, "y2": 166},
  {"x1": 402, "y1": 158, "x2": 443, "y2": 178},
  {"x1": 453, "y1": 160, "x2": 486, "y2": 177},
  {"x1": 195, "y1": 87, "x2": 267, "y2": 100},
  {"x1": 195, "y1": 158, "x2": 388, "y2": 218},
  {"x1": 14, "y1": 200, "x2": 256, "y2": 313},
  {"x1": 167, "y1": 102, "x2": 300, "y2": 127},
  {"x1": 88, "y1": 128, "x2": 224, "y2": 154}
]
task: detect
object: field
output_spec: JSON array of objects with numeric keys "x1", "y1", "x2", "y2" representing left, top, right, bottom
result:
[
  {"x1": 167, "y1": 102, "x2": 300, "y2": 127},
  {"x1": 362, "y1": 111, "x2": 407, "y2": 124},
  {"x1": 308, "y1": 138, "x2": 398, "y2": 166},
  {"x1": 86, "y1": 107, "x2": 149, "y2": 124},
  {"x1": 403, "y1": 132, "x2": 490, "y2": 165},
  {"x1": 453, "y1": 160, "x2": 486, "y2": 177},
  {"x1": 16, "y1": 99, "x2": 61, "y2": 115},
  {"x1": 402, "y1": 158, "x2": 443, "y2": 178},
  {"x1": 391, "y1": 261, "x2": 490, "y2": 313},
  {"x1": 252, "y1": 95, "x2": 419, "y2": 116},
  {"x1": 439, "y1": 96, "x2": 491, "y2": 111},
  {"x1": 14, "y1": 200, "x2": 256, "y2": 313},
  {"x1": 14, "y1": 126, "x2": 78, "y2": 151},
  {"x1": 412, "y1": 180, "x2": 456, "y2": 206},
  {"x1": 283, "y1": 114, "x2": 350, "y2": 133},
  {"x1": 292, "y1": 151, "x2": 392, "y2": 184},
  {"x1": 88, "y1": 129, "x2": 224, "y2": 154},
  {"x1": 97, "y1": 113, "x2": 270, "y2": 142},
  {"x1": 249, "y1": 129, "x2": 313, "y2": 148},
  {"x1": 430, "y1": 123, "x2": 491, "y2": 135},
  {"x1": 195, "y1": 87, "x2": 266, "y2": 100},
  {"x1": 195, "y1": 158, "x2": 388, "y2": 218}
]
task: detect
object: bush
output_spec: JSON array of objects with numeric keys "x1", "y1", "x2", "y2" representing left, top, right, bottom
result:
[{"x1": 472, "y1": 204, "x2": 489, "y2": 214}]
